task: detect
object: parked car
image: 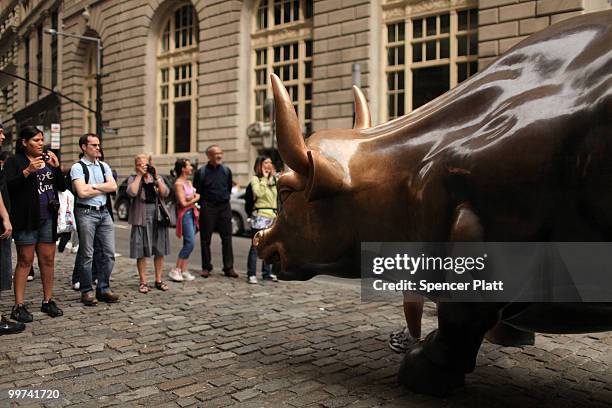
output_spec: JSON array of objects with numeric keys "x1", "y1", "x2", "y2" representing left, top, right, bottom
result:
[
  {"x1": 231, "y1": 189, "x2": 251, "y2": 236},
  {"x1": 113, "y1": 175, "x2": 177, "y2": 227}
]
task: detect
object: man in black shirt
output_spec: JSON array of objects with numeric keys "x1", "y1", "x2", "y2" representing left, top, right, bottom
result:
[
  {"x1": 193, "y1": 145, "x2": 237, "y2": 278},
  {"x1": 0, "y1": 123, "x2": 26, "y2": 335}
]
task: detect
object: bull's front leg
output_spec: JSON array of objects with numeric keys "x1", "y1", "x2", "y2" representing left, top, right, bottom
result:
[
  {"x1": 450, "y1": 202, "x2": 535, "y2": 346},
  {"x1": 398, "y1": 302, "x2": 501, "y2": 396},
  {"x1": 398, "y1": 203, "x2": 497, "y2": 396}
]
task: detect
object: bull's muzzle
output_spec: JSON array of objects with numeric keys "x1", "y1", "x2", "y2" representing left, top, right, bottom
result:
[
  {"x1": 253, "y1": 229, "x2": 281, "y2": 264},
  {"x1": 252, "y1": 230, "x2": 265, "y2": 249}
]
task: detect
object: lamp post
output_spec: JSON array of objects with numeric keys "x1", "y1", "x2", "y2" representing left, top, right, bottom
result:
[{"x1": 45, "y1": 29, "x2": 104, "y2": 140}]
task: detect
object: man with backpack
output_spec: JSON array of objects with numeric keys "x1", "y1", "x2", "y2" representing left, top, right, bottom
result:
[
  {"x1": 193, "y1": 145, "x2": 237, "y2": 278},
  {"x1": 70, "y1": 133, "x2": 118, "y2": 306}
]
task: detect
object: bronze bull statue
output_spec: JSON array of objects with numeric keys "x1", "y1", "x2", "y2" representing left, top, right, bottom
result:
[{"x1": 254, "y1": 10, "x2": 612, "y2": 396}]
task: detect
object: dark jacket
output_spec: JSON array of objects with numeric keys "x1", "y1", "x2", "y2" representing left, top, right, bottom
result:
[
  {"x1": 193, "y1": 163, "x2": 232, "y2": 204},
  {"x1": 4, "y1": 152, "x2": 66, "y2": 238},
  {"x1": 0, "y1": 166, "x2": 9, "y2": 213}
]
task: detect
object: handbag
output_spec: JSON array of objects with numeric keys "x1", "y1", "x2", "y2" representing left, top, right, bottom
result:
[
  {"x1": 57, "y1": 190, "x2": 76, "y2": 234},
  {"x1": 157, "y1": 199, "x2": 171, "y2": 226}
]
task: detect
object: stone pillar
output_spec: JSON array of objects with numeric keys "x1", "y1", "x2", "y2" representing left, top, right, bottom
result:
[{"x1": 312, "y1": 0, "x2": 371, "y2": 131}]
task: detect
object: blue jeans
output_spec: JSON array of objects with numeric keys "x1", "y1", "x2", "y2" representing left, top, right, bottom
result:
[
  {"x1": 75, "y1": 207, "x2": 115, "y2": 294},
  {"x1": 12, "y1": 218, "x2": 54, "y2": 245},
  {"x1": 72, "y1": 232, "x2": 102, "y2": 285},
  {"x1": 247, "y1": 228, "x2": 271, "y2": 278},
  {"x1": 178, "y1": 209, "x2": 196, "y2": 259}
]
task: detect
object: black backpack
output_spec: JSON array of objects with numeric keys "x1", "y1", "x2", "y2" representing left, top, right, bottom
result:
[{"x1": 244, "y1": 182, "x2": 255, "y2": 216}]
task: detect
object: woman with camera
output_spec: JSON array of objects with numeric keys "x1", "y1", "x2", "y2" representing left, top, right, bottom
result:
[
  {"x1": 4, "y1": 126, "x2": 66, "y2": 322},
  {"x1": 127, "y1": 154, "x2": 170, "y2": 293}
]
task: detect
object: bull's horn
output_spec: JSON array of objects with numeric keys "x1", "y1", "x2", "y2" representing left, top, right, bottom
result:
[
  {"x1": 271, "y1": 74, "x2": 309, "y2": 175},
  {"x1": 352, "y1": 85, "x2": 371, "y2": 129}
]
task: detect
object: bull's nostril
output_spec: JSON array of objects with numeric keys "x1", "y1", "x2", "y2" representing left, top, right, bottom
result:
[{"x1": 253, "y1": 231, "x2": 263, "y2": 248}]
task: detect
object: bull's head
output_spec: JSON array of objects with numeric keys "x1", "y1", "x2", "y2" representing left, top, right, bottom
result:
[{"x1": 253, "y1": 74, "x2": 393, "y2": 280}]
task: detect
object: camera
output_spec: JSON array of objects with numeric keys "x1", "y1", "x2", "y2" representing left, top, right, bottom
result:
[
  {"x1": 48, "y1": 199, "x2": 60, "y2": 213},
  {"x1": 42, "y1": 149, "x2": 50, "y2": 162},
  {"x1": 146, "y1": 165, "x2": 156, "y2": 176}
]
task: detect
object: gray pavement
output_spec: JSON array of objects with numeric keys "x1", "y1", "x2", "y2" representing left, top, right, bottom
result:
[{"x1": 0, "y1": 232, "x2": 611, "y2": 407}]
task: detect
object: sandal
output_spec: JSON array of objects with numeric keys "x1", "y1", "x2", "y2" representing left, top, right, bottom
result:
[
  {"x1": 155, "y1": 281, "x2": 169, "y2": 291},
  {"x1": 139, "y1": 283, "x2": 149, "y2": 294}
]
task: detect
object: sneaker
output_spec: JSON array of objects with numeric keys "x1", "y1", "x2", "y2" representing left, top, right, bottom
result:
[
  {"x1": 388, "y1": 327, "x2": 406, "y2": 340},
  {"x1": 169, "y1": 268, "x2": 184, "y2": 282},
  {"x1": 41, "y1": 300, "x2": 63, "y2": 318},
  {"x1": 71, "y1": 244, "x2": 79, "y2": 254},
  {"x1": 72, "y1": 282, "x2": 80, "y2": 291},
  {"x1": 0, "y1": 315, "x2": 25, "y2": 335},
  {"x1": 387, "y1": 328, "x2": 419, "y2": 353},
  {"x1": 248, "y1": 276, "x2": 258, "y2": 284},
  {"x1": 182, "y1": 271, "x2": 196, "y2": 281},
  {"x1": 27, "y1": 272, "x2": 34, "y2": 281},
  {"x1": 263, "y1": 274, "x2": 278, "y2": 282},
  {"x1": 11, "y1": 304, "x2": 33, "y2": 323}
]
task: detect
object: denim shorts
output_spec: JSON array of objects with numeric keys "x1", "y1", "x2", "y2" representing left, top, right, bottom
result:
[{"x1": 13, "y1": 219, "x2": 54, "y2": 245}]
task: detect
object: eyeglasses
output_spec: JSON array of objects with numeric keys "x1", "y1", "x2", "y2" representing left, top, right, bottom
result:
[{"x1": 87, "y1": 143, "x2": 101, "y2": 147}]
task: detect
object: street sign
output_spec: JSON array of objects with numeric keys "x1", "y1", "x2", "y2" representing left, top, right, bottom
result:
[
  {"x1": 51, "y1": 123, "x2": 61, "y2": 149},
  {"x1": 103, "y1": 127, "x2": 118, "y2": 135}
]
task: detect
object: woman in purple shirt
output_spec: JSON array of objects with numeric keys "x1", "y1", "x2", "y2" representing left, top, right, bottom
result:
[{"x1": 3, "y1": 126, "x2": 66, "y2": 323}]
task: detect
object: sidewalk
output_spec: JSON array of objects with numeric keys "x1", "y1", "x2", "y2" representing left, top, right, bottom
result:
[{"x1": 0, "y1": 250, "x2": 610, "y2": 407}]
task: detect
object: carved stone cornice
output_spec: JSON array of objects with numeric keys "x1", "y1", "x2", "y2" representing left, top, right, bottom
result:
[
  {"x1": 383, "y1": 0, "x2": 477, "y2": 20},
  {"x1": 251, "y1": 20, "x2": 312, "y2": 47}
]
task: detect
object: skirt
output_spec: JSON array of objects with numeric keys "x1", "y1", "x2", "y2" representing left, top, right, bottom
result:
[{"x1": 130, "y1": 203, "x2": 170, "y2": 258}]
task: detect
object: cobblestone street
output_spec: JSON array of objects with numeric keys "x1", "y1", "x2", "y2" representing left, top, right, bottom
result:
[{"x1": 1, "y1": 251, "x2": 611, "y2": 407}]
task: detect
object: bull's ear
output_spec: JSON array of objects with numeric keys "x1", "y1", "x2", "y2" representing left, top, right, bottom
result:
[
  {"x1": 305, "y1": 150, "x2": 348, "y2": 201},
  {"x1": 278, "y1": 170, "x2": 306, "y2": 192},
  {"x1": 352, "y1": 86, "x2": 371, "y2": 129}
]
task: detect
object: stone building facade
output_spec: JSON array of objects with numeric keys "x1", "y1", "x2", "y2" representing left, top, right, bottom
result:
[{"x1": 0, "y1": 0, "x2": 609, "y2": 182}]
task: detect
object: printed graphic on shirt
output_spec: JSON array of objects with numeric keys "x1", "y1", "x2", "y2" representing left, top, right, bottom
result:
[{"x1": 37, "y1": 165, "x2": 55, "y2": 220}]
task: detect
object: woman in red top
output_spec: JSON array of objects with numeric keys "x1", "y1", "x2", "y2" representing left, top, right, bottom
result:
[{"x1": 169, "y1": 159, "x2": 199, "y2": 282}]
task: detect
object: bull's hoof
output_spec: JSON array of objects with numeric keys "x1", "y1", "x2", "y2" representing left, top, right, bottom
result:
[
  {"x1": 485, "y1": 322, "x2": 535, "y2": 346},
  {"x1": 398, "y1": 344, "x2": 464, "y2": 397}
]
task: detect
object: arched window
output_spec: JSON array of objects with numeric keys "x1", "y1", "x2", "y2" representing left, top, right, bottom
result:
[
  {"x1": 83, "y1": 46, "x2": 97, "y2": 133},
  {"x1": 252, "y1": 0, "x2": 313, "y2": 135},
  {"x1": 157, "y1": 4, "x2": 198, "y2": 154},
  {"x1": 385, "y1": 1, "x2": 478, "y2": 119}
]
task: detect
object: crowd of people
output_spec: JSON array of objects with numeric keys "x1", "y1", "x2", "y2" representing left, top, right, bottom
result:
[{"x1": 0, "y1": 125, "x2": 279, "y2": 336}]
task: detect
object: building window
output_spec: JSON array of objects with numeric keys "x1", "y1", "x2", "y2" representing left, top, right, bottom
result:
[
  {"x1": 24, "y1": 36, "x2": 29, "y2": 103},
  {"x1": 252, "y1": 0, "x2": 313, "y2": 135},
  {"x1": 157, "y1": 4, "x2": 198, "y2": 154},
  {"x1": 256, "y1": 0, "x2": 313, "y2": 30},
  {"x1": 385, "y1": 7, "x2": 478, "y2": 119},
  {"x1": 51, "y1": 10, "x2": 58, "y2": 89}
]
